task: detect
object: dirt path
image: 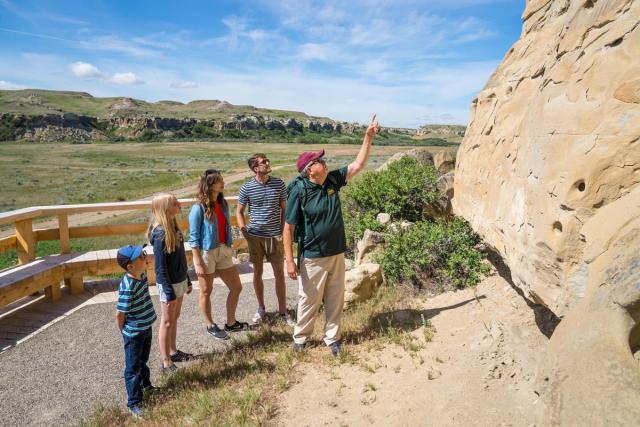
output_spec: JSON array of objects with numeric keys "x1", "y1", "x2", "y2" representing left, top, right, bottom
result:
[
  {"x1": 0, "y1": 164, "x2": 293, "y2": 238},
  {"x1": 277, "y1": 274, "x2": 551, "y2": 426}
]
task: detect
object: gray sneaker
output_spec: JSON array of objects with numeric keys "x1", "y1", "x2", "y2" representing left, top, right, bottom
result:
[
  {"x1": 252, "y1": 307, "x2": 266, "y2": 324},
  {"x1": 279, "y1": 313, "x2": 296, "y2": 327},
  {"x1": 292, "y1": 342, "x2": 305, "y2": 352},
  {"x1": 328, "y1": 341, "x2": 342, "y2": 357},
  {"x1": 207, "y1": 324, "x2": 229, "y2": 340},
  {"x1": 161, "y1": 363, "x2": 178, "y2": 375}
]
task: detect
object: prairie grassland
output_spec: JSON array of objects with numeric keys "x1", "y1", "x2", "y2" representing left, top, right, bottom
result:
[
  {"x1": 0, "y1": 140, "x2": 454, "y2": 211},
  {"x1": 0, "y1": 141, "x2": 456, "y2": 270}
]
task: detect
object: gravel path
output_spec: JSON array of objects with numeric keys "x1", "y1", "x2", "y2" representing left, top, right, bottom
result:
[{"x1": 0, "y1": 275, "x2": 298, "y2": 426}]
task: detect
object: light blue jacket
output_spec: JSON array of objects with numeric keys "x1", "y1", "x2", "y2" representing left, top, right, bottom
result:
[{"x1": 188, "y1": 203, "x2": 233, "y2": 250}]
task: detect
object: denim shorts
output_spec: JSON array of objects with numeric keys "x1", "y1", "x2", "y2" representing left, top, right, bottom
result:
[{"x1": 157, "y1": 279, "x2": 189, "y2": 303}]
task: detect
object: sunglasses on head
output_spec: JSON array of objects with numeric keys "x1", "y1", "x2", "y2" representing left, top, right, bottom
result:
[{"x1": 204, "y1": 169, "x2": 219, "y2": 176}]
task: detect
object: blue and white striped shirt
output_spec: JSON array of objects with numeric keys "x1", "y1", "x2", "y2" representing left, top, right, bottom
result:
[
  {"x1": 238, "y1": 176, "x2": 287, "y2": 237},
  {"x1": 116, "y1": 274, "x2": 157, "y2": 337}
]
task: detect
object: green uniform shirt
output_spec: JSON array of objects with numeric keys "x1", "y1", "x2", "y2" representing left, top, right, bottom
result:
[{"x1": 285, "y1": 166, "x2": 348, "y2": 259}]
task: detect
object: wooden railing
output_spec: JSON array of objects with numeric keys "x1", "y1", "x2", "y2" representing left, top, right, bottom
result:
[{"x1": 0, "y1": 197, "x2": 247, "y2": 304}]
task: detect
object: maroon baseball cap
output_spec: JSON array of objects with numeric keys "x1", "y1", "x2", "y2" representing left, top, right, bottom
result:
[{"x1": 296, "y1": 149, "x2": 325, "y2": 172}]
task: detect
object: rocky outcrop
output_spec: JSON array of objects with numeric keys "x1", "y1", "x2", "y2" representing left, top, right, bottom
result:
[
  {"x1": 416, "y1": 124, "x2": 465, "y2": 137},
  {"x1": 453, "y1": 0, "x2": 640, "y2": 424},
  {"x1": 454, "y1": 0, "x2": 640, "y2": 316},
  {"x1": 344, "y1": 263, "x2": 383, "y2": 308},
  {"x1": 0, "y1": 113, "x2": 365, "y2": 142},
  {"x1": 378, "y1": 148, "x2": 434, "y2": 171},
  {"x1": 433, "y1": 151, "x2": 455, "y2": 174}
]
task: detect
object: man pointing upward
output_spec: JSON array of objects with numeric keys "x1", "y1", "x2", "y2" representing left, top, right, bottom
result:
[{"x1": 283, "y1": 114, "x2": 380, "y2": 356}]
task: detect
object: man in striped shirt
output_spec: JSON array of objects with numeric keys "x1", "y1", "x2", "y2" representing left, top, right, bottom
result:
[
  {"x1": 236, "y1": 153, "x2": 293, "y2": 326},
  {"x1": 116, "y1": 245, "x2": 157, "y2": 417}
]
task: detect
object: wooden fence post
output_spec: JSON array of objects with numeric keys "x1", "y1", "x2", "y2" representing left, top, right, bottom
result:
[
  {"x1": 15, "y1": 219, "x2": 35, "y2": 265},
  {"x1": 59, "y1": 214, "x2": 83, "y2": 295}
]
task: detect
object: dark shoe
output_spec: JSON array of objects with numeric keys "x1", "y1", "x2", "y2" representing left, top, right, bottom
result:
[
  {"x1": 329, "y1": 341, "x2": 342, "y2": 357},
  {"x1": 142, "y1": 385, "x2": 156, "y2": 393},
  {"x1": 161, "y1": 363, "x2": 178, "y2": 374},
  {"x1": 207, "y1": 324, "x2": 229, "y2": 340},
  {"x1": 170, "y1": 349, "x2": 195, "y2": 362},
  {"x1": 279, "y1": 313, "x2": 296, "y2": 327},
  {"x1": 292, "y1": 342, "x2": 305, "y2": 352},
  {"x1": 129, "y1": 405, "x2": 144, "y2": 418},
  {"x1": 224, "y1": 320, "x2": 250, "y2": 332}
]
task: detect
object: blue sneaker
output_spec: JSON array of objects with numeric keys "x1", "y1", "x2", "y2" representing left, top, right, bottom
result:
[
  {"x1": 329, "y1": 341, "x2": 342, "y2": 357},
  {"x1": 129, "y1": 405, "x2": 144, "y2": 418}
]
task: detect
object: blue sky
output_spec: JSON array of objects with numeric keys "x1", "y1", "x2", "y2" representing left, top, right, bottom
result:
[{"x1": 0, "y1": 0, "x2": 524, "y2": 127}]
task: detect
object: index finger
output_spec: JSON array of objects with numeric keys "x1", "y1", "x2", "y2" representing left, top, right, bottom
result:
[{"x1": 370, "y1": 114, "x2": 377, "y2": 124}]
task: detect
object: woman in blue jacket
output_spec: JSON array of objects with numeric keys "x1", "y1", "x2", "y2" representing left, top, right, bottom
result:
[{"x1": 189, "y1": 169, "x2": 248, "y2": 340}]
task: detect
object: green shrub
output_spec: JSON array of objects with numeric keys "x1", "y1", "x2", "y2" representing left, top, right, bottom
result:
[
  {"x1": 379, "y1": 218, "x2": 489, "y2": 290},
  {"x1": 343, "y1": 156, "x2": 440, "y2": 224}
]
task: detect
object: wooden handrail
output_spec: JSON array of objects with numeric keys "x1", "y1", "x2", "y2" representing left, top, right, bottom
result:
[
  {"x1": 0, "y1": 197, "x2": 244, "y2": 257},
  {"x1": 0, "y1": 197, "x2": 240, "y2": 226}
]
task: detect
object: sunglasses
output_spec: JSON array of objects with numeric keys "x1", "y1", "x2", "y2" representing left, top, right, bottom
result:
[
  {"x1": 257, "y1": 159, "x2": 270, "y2": 165},
  {"x1": 203, "y1": 168, "x2": 219, "y2": 176},
  {"x1": 307, "y1": 158, "x2": 326, "y2": 168}
]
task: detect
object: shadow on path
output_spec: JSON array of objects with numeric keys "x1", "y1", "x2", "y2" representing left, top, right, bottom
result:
[{"x1": 486, "y1": 249, "x2": 560, "y2": 338}]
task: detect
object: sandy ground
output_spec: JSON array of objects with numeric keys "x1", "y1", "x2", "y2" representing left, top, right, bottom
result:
[{"x1": 277, "y1": 274, "x2": 551, "y2": 427}]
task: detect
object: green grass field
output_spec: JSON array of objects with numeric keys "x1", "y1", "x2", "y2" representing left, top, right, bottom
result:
[{"x1": 0, "y1": 141, "x2": 457, "y2": 270}]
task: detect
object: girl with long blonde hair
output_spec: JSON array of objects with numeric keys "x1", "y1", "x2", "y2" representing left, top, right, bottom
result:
[
  {"x1": 149, "y1": 193, "x2": 193, "y2": 372},
  {"x1": 188, "y1": 169, "x2": 248, "y2": 340}
]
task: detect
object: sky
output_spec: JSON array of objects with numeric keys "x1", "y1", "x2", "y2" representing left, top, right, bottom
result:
[{"x1": 0, "y1": 0, "x2": 524, "y2": 127}]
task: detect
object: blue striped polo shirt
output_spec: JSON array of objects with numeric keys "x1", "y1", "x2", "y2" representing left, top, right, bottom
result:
[
  {"x1": 238, "y1": 176, "x2": 287, "y2": 237},
  {"x1": 116, "y1": 274, "x2": 157, "y2": 337}
]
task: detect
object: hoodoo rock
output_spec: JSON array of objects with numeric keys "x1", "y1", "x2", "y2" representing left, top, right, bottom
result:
[{"x1": 453, "y1": 0, "x2": 640, "y2": 424}]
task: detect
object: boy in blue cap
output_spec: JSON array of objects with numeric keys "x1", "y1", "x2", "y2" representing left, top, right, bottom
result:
[{"x1": 115, "y1": 245, "x2": 157, "y2": 417}]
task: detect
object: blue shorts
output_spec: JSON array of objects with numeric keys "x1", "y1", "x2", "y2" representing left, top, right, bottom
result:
[{"x1": 157, "y1": 279, "x2": 189, "y2": 303}]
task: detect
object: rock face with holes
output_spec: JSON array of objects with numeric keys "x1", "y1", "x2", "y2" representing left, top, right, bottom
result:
[
  {"x1": 453, "y1": 0, "x2": 640, "y2": 316},
  {"x1": 453, "y1": 0, "x2": 640, "y2": 424}
]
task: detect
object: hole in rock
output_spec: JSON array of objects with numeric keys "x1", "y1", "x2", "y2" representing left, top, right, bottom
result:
[
  {"x1": 606, "y1": 37, "x2": 624, "y2": 48},
  {"x1": 553, "y1": 221, "x2": 563, "y2": 234},
  {"x1": 576, "y1": 180, "x2": 586, "y2": 192},
  {"x1": 630, "y1": 322, "x2": 640, "y2": 362},
  {"x1": 584, "y1": 0, "x2": 595, "y2": 8}
]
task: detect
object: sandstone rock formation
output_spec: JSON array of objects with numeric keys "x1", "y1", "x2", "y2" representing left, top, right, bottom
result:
[
  {"x1": 454, "y1": 0, "x2": 640, "y2": 317},
  {"x1": 344, "y1": 263, "x2": 383, "y2": 308},
  {"x1": 377, "y1": 148, "x2": 434, "y2": 171},
  {"x1": 453, "y1": 0, "x2": 640, "y2": 424},
  {"x1": 433, "y1": 151, "x2": 455, "y2": 174}
]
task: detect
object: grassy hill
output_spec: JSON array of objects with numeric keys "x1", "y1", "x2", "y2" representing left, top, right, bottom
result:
[{"x1": 0, "y1": 89, "x2": 328, "y2": 121}]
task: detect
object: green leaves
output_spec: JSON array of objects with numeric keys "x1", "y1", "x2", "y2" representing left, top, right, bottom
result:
[
  {"x1": 380, "y1": 218, "x2": 488, "y2": 290},
  {"x1": 342, "y1": 156, "x2": 488, "y2": 290}
]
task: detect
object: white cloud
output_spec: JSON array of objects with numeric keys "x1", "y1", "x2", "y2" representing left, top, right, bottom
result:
[
  {"x1": 108, "y1": 72, "x2": 143, "y2": 85},
  {"x1": 0, "y1": 80, "x2": 25, "y2": 89},
  {"x1": 170, "y1": 81, "x2": 198, "y2": 89},
  {"x1": 68, "y1": 61, "x2": 143, "y2": 85},
  {"x1": 70, "y1": 61, "x2": 103, "y2": 78},
  {"x1": 298, "y1": 43, "x2": 333, "y2": 61}
]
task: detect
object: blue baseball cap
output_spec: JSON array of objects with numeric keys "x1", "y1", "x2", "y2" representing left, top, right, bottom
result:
[{"x1": 117, "y1": 245, "x2": 146, "y2": 270}]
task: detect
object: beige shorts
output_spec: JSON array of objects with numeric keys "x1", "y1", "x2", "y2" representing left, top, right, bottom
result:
[
  {"x1": 246, "y1": 234, "x2": 284, "y2": 264},
  {"x1": 200, "y1": 245, "x2": 234, "y2": 274}
]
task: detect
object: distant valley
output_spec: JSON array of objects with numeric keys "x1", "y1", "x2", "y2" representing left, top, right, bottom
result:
[{"x1": 0, "y1": 89, "x2": 464, "y2": 145}]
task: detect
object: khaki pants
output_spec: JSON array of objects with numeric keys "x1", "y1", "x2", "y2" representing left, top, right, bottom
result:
[{"x1": 293, "y1": 253, "x2": 345, "y2": 346}]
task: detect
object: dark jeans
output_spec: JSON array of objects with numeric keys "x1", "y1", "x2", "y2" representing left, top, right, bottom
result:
[{"x1": 123, "y1": 328, "x2": 152, "y2": 408}]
